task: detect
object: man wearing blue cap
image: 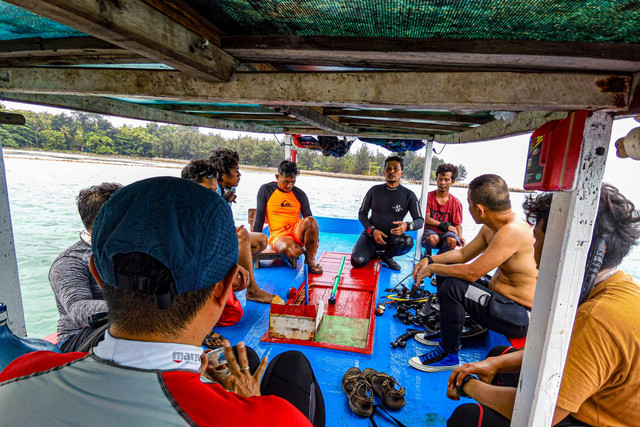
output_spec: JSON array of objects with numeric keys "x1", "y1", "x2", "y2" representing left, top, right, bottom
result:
[{"x1": 0, "y1": 177, "x2": 324, "y2": 426}]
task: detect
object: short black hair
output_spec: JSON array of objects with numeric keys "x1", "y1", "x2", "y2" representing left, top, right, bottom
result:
[
  {"x1": 102, "y1": 252, "x2": 218, "y2": 337},
  {"x1": 468, "y1": 174, "x2": 511, "y2": 212},
  {"x1": 436, "y1": 163, "x2": 459, "y2": 181},
  {"x1": 523, "y1": 183, "x2": 640, "y2": 270},
  {"x1": 384, "y1": 156, "x2": 404, "y2": 170},
  {"x1": 209, "y1": 148, "x2": 239, "y2": 181},
  {"x1": 181, "y1": 159, "x2": 216, "y2": 183},
  {"x1": 77, "y1": 183, "x2": 122, "y2": 231},
  {"x1": 278, "y1": 160, "x2": 299, "y2": 177}
]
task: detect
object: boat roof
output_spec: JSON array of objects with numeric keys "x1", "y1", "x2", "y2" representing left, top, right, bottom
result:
[{"x1": 0, "y1": 0, "x2": 638, "y2": 142}]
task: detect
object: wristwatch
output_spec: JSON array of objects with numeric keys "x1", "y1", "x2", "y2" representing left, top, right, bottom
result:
[
  {"x1": 424, "y1": 255, "x2": 433, "y2": 265},
  {"x1": 456, "y1": 374, "x2": 479, "y2": 398}
]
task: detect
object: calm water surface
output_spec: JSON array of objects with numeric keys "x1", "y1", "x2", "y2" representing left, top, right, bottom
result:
[{"x1": 3, "y1": 150, "x2": 639, "y2": 337}]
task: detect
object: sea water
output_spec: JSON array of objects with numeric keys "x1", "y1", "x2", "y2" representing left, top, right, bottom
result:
[{"x1": 3, "y1": 149, "x2": 639, "y2": 337}]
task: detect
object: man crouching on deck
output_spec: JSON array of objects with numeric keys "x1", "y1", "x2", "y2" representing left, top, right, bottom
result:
[
  {"x1": 253, "y1": 160, "x2": 322, "y2": 274},
  {"x1": 0, "y1": 177, "x2": 324, "y2": 426},
  {"x1": 409, "y1": 174, "x2": 538, "y2": 372},
  {"x1": 446, "y1": 183, "x2": 640, "y2": 427}
]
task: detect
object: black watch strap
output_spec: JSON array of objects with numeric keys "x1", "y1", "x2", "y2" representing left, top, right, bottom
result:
[
  {"x1": 456, "y1": 374, "x2": 478, "y2": 398},
  {"x1": 425, "y1": 255, "x2": 433, "y2": 265}
]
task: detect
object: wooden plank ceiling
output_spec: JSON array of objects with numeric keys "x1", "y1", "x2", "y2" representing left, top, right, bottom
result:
[{"x1": 0, "y1": 0, "x2": 638, "y2": 143}]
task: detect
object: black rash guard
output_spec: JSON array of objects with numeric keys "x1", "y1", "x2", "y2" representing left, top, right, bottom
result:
[{"x1": 358, "y1": 184, "x2": 424, "y2": 234}]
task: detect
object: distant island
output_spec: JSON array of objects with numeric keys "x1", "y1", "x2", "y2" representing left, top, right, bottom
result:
[{"x1": 0, "y1": 106, "x2": 468, "y2": 183}]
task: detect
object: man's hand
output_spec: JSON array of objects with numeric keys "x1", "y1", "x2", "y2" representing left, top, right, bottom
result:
[
  {"x1": 448, "y1": 225, "x2": 458, "y2": 234},
  {"x1": 412, "y1": 257, "x2": 435, "y2": 282},
  {"x1": 204, "y1": 341, "x2": 267, "y2": 397},
  {"x1": 446, "y1": 383, "x2": 461, "y2": 401},
  {"x1": 372, "y1": 229, "x2": 387, "y2": 245},
  {"x1": 459, "y1": 237, "x2": 466, "y2": 247},
  {"x1": 448, "y1": 359, "x2": 498, "y2": 390},
  {"x1": 232, "y1": 265, "x2": 250, "y2": 292},
  {"x1": 390, "y1": 221, "x2": 407, "y2": 236},
  {"x1": 222, "y1": 189, "x2": 237, "y2": 204}
]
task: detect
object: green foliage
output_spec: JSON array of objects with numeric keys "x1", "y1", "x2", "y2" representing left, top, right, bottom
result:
[{"x1": 0, "y1": 105, "x2": 465, "y2": 180}]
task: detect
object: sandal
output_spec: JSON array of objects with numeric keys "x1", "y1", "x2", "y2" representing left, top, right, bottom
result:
[
  {"x1": 341, "y1": 367, "x2": 364, "y2": 395},
  {"x1": 202, "y1": 330, "x2": 225, "y2": 350},
  {"x1": 348, "y1": 380, "x2": 374, "y2": 417},
  {"x1": 307, "y1": 264, "x2": 323, "y2": 274},
  {"x1": 363, "y1": 368, "x2": 406, "y2": 410}
]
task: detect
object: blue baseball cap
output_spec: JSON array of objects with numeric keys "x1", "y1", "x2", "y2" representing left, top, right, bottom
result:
[{"x1": 91, "y1": 177, "x2": 238, "y2": 306}]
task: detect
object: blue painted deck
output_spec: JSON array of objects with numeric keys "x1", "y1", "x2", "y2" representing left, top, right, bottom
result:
[{"x1": 221, "y1": 217, "x2": 510, "y2": 427}]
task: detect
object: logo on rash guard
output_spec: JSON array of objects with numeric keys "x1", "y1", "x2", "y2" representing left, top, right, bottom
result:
[
  {"x1": 172, "y1": 351, "x2": 201, "y2": 364},
  {"x1": 281, "y1": 200, "x2": 292, "y2": 207},
  {"x1": 392, "y1": 204, "x2": 402, "y2": 212}
]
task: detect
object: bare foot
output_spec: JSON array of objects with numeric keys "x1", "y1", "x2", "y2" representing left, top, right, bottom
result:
[{"x1": 246, "y1": 284, "x2": 275, "y2": 304}]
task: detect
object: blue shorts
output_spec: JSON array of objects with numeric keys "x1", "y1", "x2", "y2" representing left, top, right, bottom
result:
[{"x1": 422, "y1": 228, "x2": 461, "y2": 249}]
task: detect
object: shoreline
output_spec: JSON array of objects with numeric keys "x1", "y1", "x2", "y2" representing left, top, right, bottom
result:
[{"x1": 1, "y1": 147, "x2": 531, "y2": 192}]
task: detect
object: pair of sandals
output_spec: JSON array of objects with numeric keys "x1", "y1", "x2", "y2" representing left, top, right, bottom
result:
[{"x1": 341, "y1": 367, "x2": 406, "y2": 417}]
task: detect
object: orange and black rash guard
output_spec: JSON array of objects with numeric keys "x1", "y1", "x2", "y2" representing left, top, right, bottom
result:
[{"x1": 253, "y1": 182, "x2": 312, "y2": 233}]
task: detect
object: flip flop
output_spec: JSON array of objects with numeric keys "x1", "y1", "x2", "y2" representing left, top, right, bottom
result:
[
  {"x1": 363, "y1": 368, "x2": 406, "y2": 410},
  {"x1": 307, "y1": 264, "x2": 323, "y2": 274},
  {"x1": 202, "y1": 330, "x2": 225, "y2": 350}
]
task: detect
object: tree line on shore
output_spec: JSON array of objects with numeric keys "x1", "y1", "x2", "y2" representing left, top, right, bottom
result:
[{"x1": 0, "y1": 106, "x2": 467, "y2": 181}]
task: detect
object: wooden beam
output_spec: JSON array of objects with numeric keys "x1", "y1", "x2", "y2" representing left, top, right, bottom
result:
[
  {"x1": 283, "y1": 128, "x2": 434, "y2": 140},
  {"x1": 153, "y1": 104, "x2": 274, "y2": 114},
  {"x1": 322, "y1": 108, "x2": 492, "y2": 125},
  {"x1": 222, "y1": 36, "x2": 640, "y2": 73},
  {"x1": 275, "y1": 105, "x2": 357, "y2": 134},
  {"x1": 340, "y1": 118, "x2": 471, "y2": 132},
  {"x1": 189, "y1": 113, "x2": 294, "y2": 121},
  {"x1": 0, "y1": 112, "x2": 26, "y2": 126},
  {"x1": 4, "y1": 0, "x2": 238, "y2": 82},
  {"x1": 0, "y1": 68, "x2": 631, "y2": 112},
  {"x1": 2, "y1": 93, "x2": 281, "y2": 133},
  {"x1": 436, "y1": 111, "x2": 569, "y2": 144}
]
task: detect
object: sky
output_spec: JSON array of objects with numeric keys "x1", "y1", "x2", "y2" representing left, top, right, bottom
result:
[{"x1": 3, "y1": 100, "x2": 639, "y2": 199}]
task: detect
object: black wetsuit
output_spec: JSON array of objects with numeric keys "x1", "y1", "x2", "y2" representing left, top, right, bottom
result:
[{"x1": 351, "y1": 184, "x2": 424, "y2": 268}]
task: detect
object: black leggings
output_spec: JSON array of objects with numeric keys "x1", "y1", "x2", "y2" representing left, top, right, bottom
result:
[
  {"x1": 447, "y1": 346, "x2": 590, "y2": 427},
  {"x1": 438, "y1": 277, "x2": 530, "y2": 353},
  {"x1": 244, "y1": 348, "x2": 325, "y2": 427},
  {"x1": 350, "y1": 232, "x2": 413, "y2": 268}
]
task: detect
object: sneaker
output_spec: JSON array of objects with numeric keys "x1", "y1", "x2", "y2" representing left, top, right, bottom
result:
[
  {"x1": 415, "y1": 331, "x2": 441, "y2": 346},
  {"x1": 380, "y1": 254, "x2": 401, "y2": 271},
  {"x1": 409, "y1": 346, "x2": 460, "y2": 372}
]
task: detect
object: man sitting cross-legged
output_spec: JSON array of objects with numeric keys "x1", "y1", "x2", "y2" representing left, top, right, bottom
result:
[
  {"x1": 423, "y1": 163, "x2": 465, "y2": 257},
  {"x1": 446, "y1": 183, "x2": 640, "y2": 427},
  {"x1": 253, "y1": 160, "x2": 322, "y2": 274},
  {"x1": 0, "y1": 177, "x2": 325, "y2": 426},
  {"x1": 351, "y1": 155, "x2": 424, "y2": 271},
  {"x1": 409, "y1": 174, "x2": 538, "y2": 372}
]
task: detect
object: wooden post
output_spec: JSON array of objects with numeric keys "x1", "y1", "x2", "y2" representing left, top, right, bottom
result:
[
  {"x1": 511, "y1": 111, "x2": 612, "y2": 426},
  {"x1": 0, "y1": 139, "x2": 27, "y2": 336},
  {"x1": 413, "y1": 138, "x2": 433, "y2": 263},
  {"x1": 284, "y1": 134, "x2": 293, "y2": 161}
]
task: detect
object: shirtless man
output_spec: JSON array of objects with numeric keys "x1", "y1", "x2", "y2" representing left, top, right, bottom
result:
[
  {"x1": 409, "y1": 174, "x2": 537, "y2": 372},
  {"x1": 253, "y1": 160, "x2": 322, "y2": 274},
  {"x1": 423, "y1": 163, "x2": 465, "y2": 256}
]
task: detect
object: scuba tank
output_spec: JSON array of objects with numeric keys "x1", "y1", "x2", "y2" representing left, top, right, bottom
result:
[{"x1": 0, "y1": 302, "x2": 61, "y2": 372}]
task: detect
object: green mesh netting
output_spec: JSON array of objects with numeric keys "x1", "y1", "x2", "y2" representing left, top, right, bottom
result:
[
  {"x1": 3, "y1": 0, "x2": 639, "y2": 44},
  {"x1": 0, "y1": 2, "x2": 84, "y2": 40},
  {"x1": 201, "y1": 0, "x2": 640, "y2": 43}
]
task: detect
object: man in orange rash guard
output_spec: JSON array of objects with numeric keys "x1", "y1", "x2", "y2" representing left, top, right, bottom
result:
[{"x1": 253, "y1": 160, "x2": 322, "y2": 274}]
